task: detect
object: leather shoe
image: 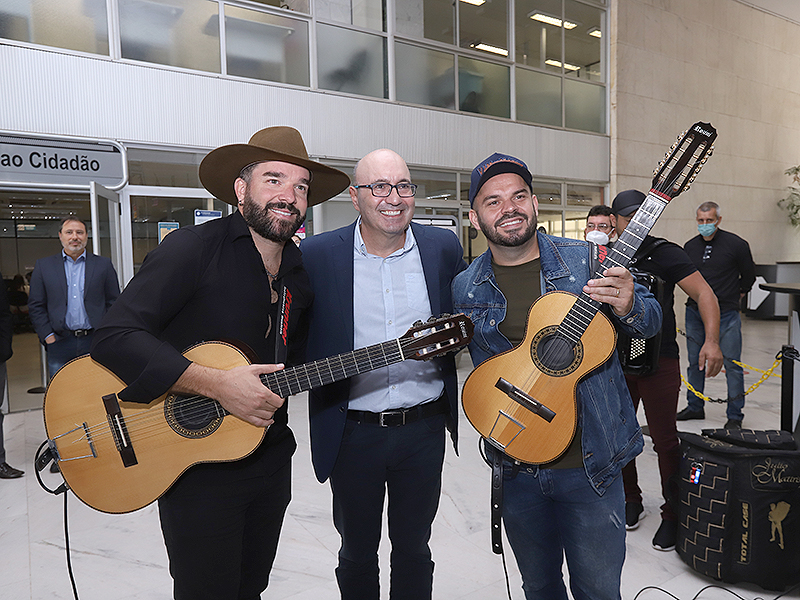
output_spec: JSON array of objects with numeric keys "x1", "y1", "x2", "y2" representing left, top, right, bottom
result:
[
  {"x1": 676, "y1": 407, "x2": 705, "y2": 421},
  {"x1": 725, "y1": 419, "x2": 743, "y2": 429},
  {"x1": 0, "y1": 462, "x2": 24, "y2": 479}
]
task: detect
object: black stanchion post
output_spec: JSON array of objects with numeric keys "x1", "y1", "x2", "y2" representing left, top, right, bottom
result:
[{"x1": 781, "y1": 344, "x2": 795, "y2": 433}]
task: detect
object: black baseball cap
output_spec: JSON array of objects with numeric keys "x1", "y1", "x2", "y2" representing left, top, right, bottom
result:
[
  {"x1": 469, "y1": 153, "x2": 533, "y2": 207},
  {"x1": 611, "y1": 189, "x2": 646, "y2": 217}
]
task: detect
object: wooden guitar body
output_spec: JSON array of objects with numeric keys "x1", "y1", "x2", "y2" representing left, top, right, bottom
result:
[
  {"x1": 461, "y1": 291, "x2": 615, "y2": 464},
  {"x1": 43, "y1": 342, "x2": 262, "y2": 514}
]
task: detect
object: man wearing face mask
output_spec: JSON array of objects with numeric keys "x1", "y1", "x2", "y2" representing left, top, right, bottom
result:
[
  {"x1": 679, "y1": 201, "x2": 756, "y2": 428},
  {"x1": 610, "y1": 190, "x2": 723, "y2": 551},
  {"x1": 584, "y1": 204, "x2": 615, "y2": 246}
]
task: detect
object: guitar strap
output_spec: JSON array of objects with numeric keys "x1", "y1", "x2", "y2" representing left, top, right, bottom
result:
[
  {"x1": 274, "y1": 282, "x2": 292, "y2": 366},
  {"x1": 487, "y1": 443, "x2": 519, "y2": 555}
]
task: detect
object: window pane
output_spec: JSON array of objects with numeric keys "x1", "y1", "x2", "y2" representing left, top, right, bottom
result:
[
  {"x1": 127, "y1": 148, "x2": 206, "y2": 187},
  {"x1": 517, "y1": 68, "x2": 561, "y2": 126},
  {"x1": 564, "y1": 0, "x2": 603, "y2": 81},
  {"x1": 460, "y1": 0, "x2": 507, "y2": 57},
  {"x1": 317, "y1": 24, "x2": 387, "y2": 98},
  {"x1": 224, "y1": 6, "x2": 309, "y2": 86},
  {"x1": 565, "y1": 208, "x2": 588, "y2": 240},
  {"x1": 395, "y1": 43, "x2": 455, "y2": 109},
  {"x1": 315, "y1": 0, "x2": 384, "y2": 31},
  {"x1": 409, "y1": 168, "x2": 457, "y2": 203},
  {"x1": 457, "y1": 57, "x2": 509, "y2": 118},
  {"x1": 566, "y1": 183, "x2": 603, "y2": 207},
  {"x1": 119, "y1": 0, "x2": 220, "y2": 73},
  {"x1": 250, "y1": 0, "x2": 309, "y2": 14},
  {"x1": 395, "y1": 0, "x2": 454, "y2": 45},
  {"x1": 0, "y1": 0, "x2": 109, "y2": 55},
  {"x1": 515, "y1": 0, "x2": 561, "y2": 72},
  {"x1": 537, "y1": 210, "x2": 562, "y2": 235},
  {"x1": 533, "y1": 181, "x2": 561, "y2": 206},
  {"x1": 564, "y1": 78, "x2": 604, "y2": 133}
]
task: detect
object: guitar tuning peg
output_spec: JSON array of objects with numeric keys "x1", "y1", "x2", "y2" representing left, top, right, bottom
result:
[{"x1": 413, "y1": 319, "x2": 423, "y2": 328}]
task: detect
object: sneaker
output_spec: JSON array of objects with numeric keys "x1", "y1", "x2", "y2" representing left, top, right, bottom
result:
[
  {"x1": 625, "y1": 502, "x2": 644, "y2": 530},
  {"x1": 652, "y1": 519, "x2": 678, "y2": 551},
  {"x1": 725, "y1": 419, "x2": 743, "y2": 429},
  {"x1": 676, "y1": 407, "x2": 705, "y2": 421}
]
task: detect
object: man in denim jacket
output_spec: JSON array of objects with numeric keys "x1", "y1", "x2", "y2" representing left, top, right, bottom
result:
[{"x1": 452, "y1": 153, "x2": 662, "y2": 600}]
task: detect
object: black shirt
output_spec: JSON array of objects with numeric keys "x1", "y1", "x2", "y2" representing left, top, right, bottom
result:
[
  {"x1": 629, "y1": 235, "x2": 697, "y2": 360},
  {"x1": 91, "y1": 211, "x2": 311, "y2": 458},
  {"x1": 684, "y1": 229, "x2": 756, "y2": 313}
]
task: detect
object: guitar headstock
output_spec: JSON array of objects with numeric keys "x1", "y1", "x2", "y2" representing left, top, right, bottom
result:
[
  {"x1": 651, "y1": 121, "x2": 717, "y2": 201},
  {"x1": 401, "y1": 314, "x2": 474, "y2": 361}
]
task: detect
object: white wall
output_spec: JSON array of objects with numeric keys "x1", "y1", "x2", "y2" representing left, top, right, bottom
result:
[{"x1": 610, "y1": 0, "x2": 800, "y2": 264}]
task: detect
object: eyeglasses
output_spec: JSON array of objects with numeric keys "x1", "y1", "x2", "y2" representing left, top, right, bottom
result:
[
  {"x1": 585, "y1": 223, "x2": 612, "y2": 232},
  {"x1": 353, "y1": 182, "x2": 418, "y2": 198}
]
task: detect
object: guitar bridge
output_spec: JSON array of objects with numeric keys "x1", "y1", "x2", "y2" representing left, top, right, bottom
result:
[
  {"x1": 495, "y1": 378, "x2": 556, "y2": 422},
  {"x1": 103, "y1": 393, "x2": 138, "y2": 468}
]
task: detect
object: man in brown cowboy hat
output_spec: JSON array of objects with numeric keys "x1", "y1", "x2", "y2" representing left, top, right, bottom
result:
[{"x1": 91, "y1": 126, "x2": 349, "y2": 599}]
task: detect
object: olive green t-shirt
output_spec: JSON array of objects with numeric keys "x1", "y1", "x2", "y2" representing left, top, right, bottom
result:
[{"x1": 492, "y1": 257, "x2": 584, "y2": 469}]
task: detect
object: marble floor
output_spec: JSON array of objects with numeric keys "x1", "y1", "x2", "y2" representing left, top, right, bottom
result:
[{"x1": 1, "y1": 317, "x2": 798, "y2": 600}]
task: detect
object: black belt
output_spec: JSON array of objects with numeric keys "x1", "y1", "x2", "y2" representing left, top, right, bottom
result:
[
  {"x1": 347, "y1": 396, "x2": 448, "y2": 427},
  {"x1": 69, "y1": 329, "x2": 93, "y2": 337}
]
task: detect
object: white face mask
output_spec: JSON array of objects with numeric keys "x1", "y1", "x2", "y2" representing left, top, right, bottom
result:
[{"x1": 586, "y1": 230, "x2": 610, "y2": 245}]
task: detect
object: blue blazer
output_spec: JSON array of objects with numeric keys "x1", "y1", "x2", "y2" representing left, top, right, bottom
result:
[
  {"x1": 301, "y1": 221, "x2": 466, "y2": 483},
  {"x1": 28, "y1": 252, "x2": 120, "y2": 344}
]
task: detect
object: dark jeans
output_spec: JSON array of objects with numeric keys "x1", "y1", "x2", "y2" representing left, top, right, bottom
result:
[
  {"x1": 158, "y1": 456, "x2": 292, "y2": 600},
  {"x1": 622, "y1": 357, "x2": 681, "y2": 521},
  {"x1": 46, "y1": 332, "x2": 94, "y2": 380},
  {"x1": 330, "y1": 412, "x2": 446, "y2": 600}
]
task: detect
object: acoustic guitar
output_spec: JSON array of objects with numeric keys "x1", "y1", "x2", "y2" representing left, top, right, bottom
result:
[
  {"x1": 461, "y1": 122, "x2": 717, "y2": 464},
  {"x1": 43, "y1": 314, "x2": 473, "y2": 514}
]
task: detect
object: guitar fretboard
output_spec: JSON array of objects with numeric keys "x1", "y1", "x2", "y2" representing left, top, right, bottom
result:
[
  {"x1": 555, "y1": 192, "x2": 669, "y2": 346},
  {"x1": 259, "y1": 339, "x2": 407, "y2": 398}
]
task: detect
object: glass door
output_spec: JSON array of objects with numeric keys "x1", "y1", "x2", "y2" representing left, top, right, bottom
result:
[{"x1": 90, "y1": 182, "x2": 123, "y2": 288}]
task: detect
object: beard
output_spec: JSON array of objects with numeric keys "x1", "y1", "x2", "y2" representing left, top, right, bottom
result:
[
  {"x1": 475, "y1": 210, "x2": 538, "y2": 247},
  {"x1": 241, "y1": 193, "x2": 305, "y2": 243}
]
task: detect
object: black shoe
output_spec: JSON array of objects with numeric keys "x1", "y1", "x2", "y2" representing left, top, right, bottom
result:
[
  {"x1": 625, "y1": 502, "x2": 644, "y2": 530},
  {"x1": 50, "y1": 462, "x2": 60, "y2": 473},
  {"x1": 725, "y1": 419, "x2": 743, "y2": 430},
  {"x1": 0, "y1": 462, "x2": 24, "y2": 479},
  {"x1": 676, "y1": 407, "x2": 705, "y2": 421},
  {"x1": 652, "y1": 519, "x2": 678, "y2": 551}
]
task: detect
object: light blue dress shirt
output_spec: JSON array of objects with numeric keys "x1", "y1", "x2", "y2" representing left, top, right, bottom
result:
[
  {"x1": 63, "y1": 249, "x2": 91, "y2": 331},
  {"x1": 348, "y1": 219, "x2": 444, "y2": 412}
]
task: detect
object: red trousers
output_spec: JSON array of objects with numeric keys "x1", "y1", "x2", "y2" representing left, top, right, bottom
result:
[{"x1": 621, "y1": 357, "x2": 681, "y2": 521}]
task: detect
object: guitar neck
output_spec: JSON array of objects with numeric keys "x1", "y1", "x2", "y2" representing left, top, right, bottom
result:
[
  {"x1": 259, "y1": 338, "x2": 407, "y2": 398},
  {"x1": 556, "y1": 191, "x2": 669, "y2": 346}
]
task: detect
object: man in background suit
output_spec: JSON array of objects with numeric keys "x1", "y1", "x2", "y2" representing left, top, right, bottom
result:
[
  {"x1": 0, "y1": 270, "x2": 24, "y2": 479},
  {"x1": 28, "y1": 217, "x2": 120, "y2": 380},
  {"x1": 300, "y1": 149, "x2": 466, "y2": 599}
]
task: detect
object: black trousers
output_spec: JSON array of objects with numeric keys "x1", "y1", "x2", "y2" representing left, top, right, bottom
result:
[
  {"x1": 330, "y1": 412, "x2": 446, "y2": 600},
  {"x1": 158, "y1": 452, "x2": 292, "y2": 600}
]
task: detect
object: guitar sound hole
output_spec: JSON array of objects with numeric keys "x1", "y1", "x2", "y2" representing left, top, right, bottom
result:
[
  {"x1": 531, "y1": 327, "x2": 583, "y2": 377},
  {"x1": 164, "y1": 395, "x2": 224, "y2": 439}
]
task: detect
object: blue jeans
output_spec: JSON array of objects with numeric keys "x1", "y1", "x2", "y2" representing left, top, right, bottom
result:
[
  {"x1": 46, "y1": 333, "x2": 94, "y2": 381},
  {"x1": 502, "y1": 465, "x2": 626, "y2": 600},
  {"x1": 685, "y1": 306, "x2": 745, "y2": 420}
]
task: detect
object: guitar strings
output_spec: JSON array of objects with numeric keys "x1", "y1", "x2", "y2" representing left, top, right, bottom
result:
[{"x1": 57, "y1": 334, "x2": 446, "y2": 452}]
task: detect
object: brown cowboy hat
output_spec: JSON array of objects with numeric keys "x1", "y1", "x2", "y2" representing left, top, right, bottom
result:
[{"x1": 199, "y1": 126, "x2": 350, "y2": 207}]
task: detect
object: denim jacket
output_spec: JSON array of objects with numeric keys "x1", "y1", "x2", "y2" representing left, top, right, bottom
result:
[{"x1": 452, "y1": 232, "x2": 662, "y2": 495}]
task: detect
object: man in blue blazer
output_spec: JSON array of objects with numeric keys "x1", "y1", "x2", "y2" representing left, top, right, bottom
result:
[
  {"x1": 28, "y1": 217, "x2": 120, "y2": 379},
  {"x1": 301, "y1": 149, "x2": 466, "y2": 600}
]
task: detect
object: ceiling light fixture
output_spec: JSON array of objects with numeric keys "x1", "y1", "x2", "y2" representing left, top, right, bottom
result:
[
  {"x1": 545, "y1": 59, "x2": 580, "y2": 71},
  {"x1": 473, "y1": 42, "x2": 509, "y2": 57},
  {"x1": 529, "y1": 13, "x2": 578, "y2": 29},
  {"x1": 588, "y1": 27, "x2": 601, "y2": 38},
  {"x1": 460, "y1": 0, "x2": 485, "y2": 5}
]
